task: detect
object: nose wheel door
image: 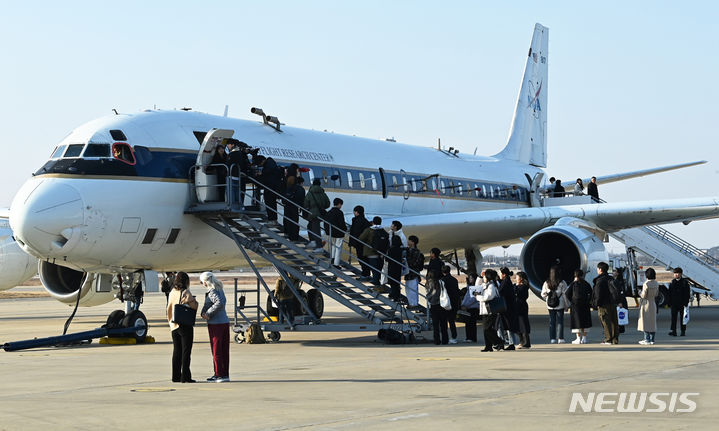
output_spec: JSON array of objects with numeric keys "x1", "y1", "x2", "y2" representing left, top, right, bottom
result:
[{"x1": 195, "y1": 128, "x2": 234, "y2": 203}]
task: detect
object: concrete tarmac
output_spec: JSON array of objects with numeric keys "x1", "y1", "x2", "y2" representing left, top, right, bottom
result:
[{"x1": 0, "y1": 289, "x2": 717, "y2": 430}]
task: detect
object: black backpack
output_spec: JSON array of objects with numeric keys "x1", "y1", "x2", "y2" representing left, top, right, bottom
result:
[
  {"x1": 406, "y1": 248, "x2": 425, "y2": 272},
  {"x1": 371, "y1": 228, "x2": 390, "y2": 254},
  {"x1": 547, "y1": 289, "x2": 560, "y2": 308}
]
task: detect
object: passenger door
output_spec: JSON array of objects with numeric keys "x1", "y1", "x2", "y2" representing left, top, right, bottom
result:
[{"x1": 194, "y1": 129, "x2": 234, "y2": 203}]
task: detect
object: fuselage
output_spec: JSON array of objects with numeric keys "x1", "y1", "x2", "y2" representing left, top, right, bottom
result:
[{"x1": 10, "y1": 110, "x2": 542, "y2": 273}]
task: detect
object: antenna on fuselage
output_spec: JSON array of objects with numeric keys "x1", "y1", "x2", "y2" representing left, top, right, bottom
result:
[
  {"x1": 223, "y1": 105, "x2": 229, "y2": 117},
  {"x1": 112, "y1": 109, "x2": 119, "y2": 115}
]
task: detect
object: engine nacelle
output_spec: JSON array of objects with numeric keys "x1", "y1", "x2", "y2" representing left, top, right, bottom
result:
[
  {"x1": 0, "y1": 237, "x2": 38, "y2": 291},
  {"x1": 519, "y1": 219, "x2": 608, "y2": 296},
  {"x1": 38, "y1": 261, "x2": 116, "y2": 307}
]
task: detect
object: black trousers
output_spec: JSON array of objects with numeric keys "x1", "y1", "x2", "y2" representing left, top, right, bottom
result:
[
  {"x1": 445, "y1": 308, "x2": 458, "y2": 339},
  {"x1": 264, "y1": 189, "x2": 278, "y2": 221},
  {"x1": 670, "y1": 305, "x2": 687, "y2": 334},
  {"x1": 171, "y1": 325, "x2": 194, "y2": 382},
  {"x1": 355, "y1": 246, "x2": 370, "y2": 276},
  {"x1": 283, "y1": 207, "x2": 300, "y2": 241},
  {"x1": 465, "y1": 308, "x2": 479, "y2": 342},
  {"x1": 430, "y1": 304, "x2": 449, "y2": 345},
  {"x1": 482, "y1": 314, "x2": 502, "y2": 350}
]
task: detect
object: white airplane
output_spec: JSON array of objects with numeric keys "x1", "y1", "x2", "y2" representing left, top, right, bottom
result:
[{"x1": 4, "y1": 23, "x2": 718, "y2": 316}]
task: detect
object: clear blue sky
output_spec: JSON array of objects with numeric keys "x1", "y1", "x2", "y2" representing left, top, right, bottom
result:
[{"x1": 1, "y1": 1, "x2": 717, "y2": 254}]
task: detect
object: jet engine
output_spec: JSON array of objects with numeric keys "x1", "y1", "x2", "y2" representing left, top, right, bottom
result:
[
  {"x1": 38, "y1": 261, "x2": 116, "y2": 306},
  {"x1": 0, "y1": 238, "x2": 38, "y2": 291},
  {"x1": 519, "y1": 218, "x2": 608, "y2": 296}
]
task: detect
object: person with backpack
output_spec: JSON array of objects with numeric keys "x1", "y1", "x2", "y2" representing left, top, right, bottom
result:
[
  {"x1": 304, "y1": 179, "x2": 330, "y2": 251},
  {"x1": 541, "y1": 265, "x2": 569, "y2": 344},
  {"x1": 566, "y1": 269, "x2": 593, "y2": 344},
  {"x1": 324, "y1": 197, "x2": 347, "y2": 267},
  {"x1": 441, "y1": 265, "x2": 461, "y2": 344},
  {"x1": 358, "y1": 216, "x2": 389, "y2": 287},
  {"x1": 404, "y1": 235, "x2": 424, "y2": 308},
  {"x1": 592, "y1": 261, "x2": 620, "y2": 345},
  {"x1": 349, "y1": 206, "x2": 371, "y2": 278},
  {"x1": 425, "y1": 270, "x2": 448, "y2": 345}
]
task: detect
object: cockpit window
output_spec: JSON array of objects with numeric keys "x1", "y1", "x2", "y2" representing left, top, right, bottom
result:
[
  {"x1": 83, "y1": 143, "x2": 111, "y2": 158},
  {"x1": 112, "y1": 142, "x2": 136, "y2": 165},
  {"x1": 50, "y1": 145, "x2": 67, "y2": 159},
  {"x1": 64, "y1": 144, "x2": 85, "y2": 158}
]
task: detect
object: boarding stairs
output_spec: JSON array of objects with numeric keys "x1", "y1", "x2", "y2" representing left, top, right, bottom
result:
[
  {"x1": 609, "y1": 225, "x2": 719, "y2": 299},
  {"x1": 186, "y1": 166, "x2": 431, "y2": 338}
]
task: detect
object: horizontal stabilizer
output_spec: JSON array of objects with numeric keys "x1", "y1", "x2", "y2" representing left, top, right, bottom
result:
[{"x1": 590, "y1": 160, "x2": 706, "y2": 185}]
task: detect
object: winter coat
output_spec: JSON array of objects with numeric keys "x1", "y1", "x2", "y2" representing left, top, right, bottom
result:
[
  {"x1": 324, "y1": 207, "x2": 347, "y2": 238},
  {"x1": 260, "y1": 157, "x2": 282, "y2": 191},
  {"x1": 358, "y1": 225, "x2": 384, "y2": 257},
  {"x1": 587, "y1": 182, "x2": 599, "y2": 200},
  {"x1": 284, "y1": 183, "x2": 305, "y2": 217},
  {"x1": 592, "y1": 273, "x2": 615, "y2": 308},
  {"x1": 387, "y1": 235, "x2": 404, "y2": 283},
  {"x1": 498, "y1": 276, "x2": 520, "y2": 333},
  {"x1": 573, "y1": 183, "x2": 584, "y2": 196},
  {"x1": 304, "y1": 184, "x2": 330, "y2": 220},
  {"x1": 426, "y1": 257, "x2": 442, "y2": 278},
  {"x1": 200, "y1": 288, "x2": 230, "y2": 325},
  {"x1": 167, "y1": 288, "x2": 198, "y2": 331},
  {"x1": 441, "y1": 274, "x2": 461, "y2": 311},
  {"x1": 227, "y1": 148, "x2": 249, "y2": 177},
  {"x1": 541, "y1": 280, "x2": 569, "y2": 310},
  {"x1": 566, "y1": 279, "x2": 593, "y2": 329},
  {"x1": 514, "y1": 282, "x2": 531, "y2": 334},
  {"x1": 405, "y1": 247, "x2": 425, "y2": 281},
  {"x1": 425, "y1": 277, "x2": 441, "y2": 306},
  {"x1": 553, "y1": 183, "x2": 565, "y2": 197},
  {"x1": 668, "y1": 277, "x2": 690, "y2": 307},
  {"x1": 475, "y1": 281, "x2": 498, "y2": 316},
  {"x1": 349, "y1": 215, "x2": 370, "y2": 249},
  {"x1": 391, "y1": 229, "x2": 408, "y2": 248},
  {"x1": 638, "y1": 279, "x2": 658, "y2": 332}
]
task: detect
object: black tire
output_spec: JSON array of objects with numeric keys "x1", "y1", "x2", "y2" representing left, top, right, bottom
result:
[
  {"x1": 294, "y1": 290, "x2": 308, "y2": 315},
  {"x1": 234, "y1": 332, "x2": 245, "y2": 344},
  {"x1": 307, "y1": 289, "x2": 324, "y2": 318},
  {"x1": 656, "y1": 285, "x2": 670, "y2": 308},
  {"x1": 121, "y1": 310, "x2": 148, "y2": 343},
  {"x1": 266, "y1": 296, "x2": 279, "y2": 317},
  {"x1": 268, "y1": 331, "x2": 281, "y2": 342},
  {"x1": 105, "y1": 310, "x2": 126, "y2": 329}
]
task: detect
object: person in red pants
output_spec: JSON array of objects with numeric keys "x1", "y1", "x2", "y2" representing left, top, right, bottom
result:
[{"x1": 200, "y1": 272, "x2": 230, "y2": 383}]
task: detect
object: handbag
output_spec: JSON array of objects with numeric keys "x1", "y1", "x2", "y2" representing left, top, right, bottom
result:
[
  {"x1": 683, "y1": 306, "x2": 690, "y2": 325},
  {"x1": 439, "y1": 281, "x2": 452, "y2": 310},
  {"x1": 617, "y1": 306, "x2": 629, "y2": 325},
  {"x1": 486, "y1": 296, "x2": 507, "y2": 314},
  {"x1": 172, "y1": 290, "x2": 197, "y2": 326}
]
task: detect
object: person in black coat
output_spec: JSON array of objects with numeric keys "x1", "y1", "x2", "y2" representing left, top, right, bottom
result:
[
  {"x1": 587, "y1": 176, "x2": 599, "y2": 201},
  {"x1": 593, "y1": 262, "x2": 619, "y2": 344},
  {"x1": 514, "y1": 271, "x2": 531, "y2": 348},
  {"x1": 257, "y1": 156, "x2": 283, "y2": 221},
  {"x1": 566, "y1": 269, "x2": 593, "y2": 344},
  {"x1": 283, "y1": 176, "x2": 305, "y2": 241},
  {"x1": 668, "y1": 267, "x2": 691, "y2": 336},
  {"x1": 324, "y1": 198, "x2": 347, "y2": 266},
  {"x1": 498, "y1": 267, "x2": 520, "y2": 350},
  {"x1": 349, "y1": 206, "x2": 371, "y2": 277},
  {"x1": 426, "y1": 248, "x2": 443, "y2": 278},
  {"x1": 386, "y1": 234, "x2": 404, "y2": 301},
  {"x1": 441, "y1": 265, "x2": 461, "y2": 343},
  {"x1": 553, "y1": 179, "x2": 566, "y2": 197},
  {"x1": 225, "y1": 139, "x2": 251, "y2": 206}
]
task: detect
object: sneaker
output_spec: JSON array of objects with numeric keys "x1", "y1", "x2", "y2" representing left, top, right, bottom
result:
[
  {"x1": 206, "y1": 376, "x2": 218, "y2": 382},
  {"x1": 638, "y1": 340, "x2": 649, "y2": 345},
  {"x1": 580, "y1": 337, "x2": 588, "y2": 344},
  {"x1": 600, "y1": 341, "x2": 612, "y2": 345},
  {"x1": 550, "y1": 339, "x2": 557, "y2": 344},
  {"x1": 571, "y1": 338, "x2": 581, "y2": 344},
  {"x1": 215, "y1": 376, "x2": 230, "y2": 383},
  {"x1": 557, "y1": 339, "x2": 566, "y2": 344},
  {"x1": 448, "y1": 338, "x2": 458, "y2": 344},
  {"x1": 668, "y1": 331, "x2": 677, "y2": 336},
  {"x1": 505, "y1": 344, "x2": 515, "y2": 350},
  {"x1": 649, "y1": 341, "x2": 655, "y2": 345}
]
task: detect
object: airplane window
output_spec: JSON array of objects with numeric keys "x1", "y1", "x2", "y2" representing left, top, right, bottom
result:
[
  {"x1": 166, "y1": 228, "x2": 181, "y2": 245},
  {"x1": 359, "y1": 173, "x2": 365, "y2": 188},
  {"x1": 112, "y1": 143, "x2": 136, "y2": 165},
  {"x1": 440, "y1": 180, "x2": 445, "y2": 194},
  {"x1": 402, "y1": 176, "x2": 408, "y2": 193},
  {"x1": 392, "y1": 176, "x2": 398, "y2": 187},
  {"x1": 448, "y1": 181, "x2": 455, "y2": 195},
  {"x1": 370, "y1": 174, "x2": 377, "y2": 190},
  {"x1": 50, "y1": 145, "x2": 67, "y2": 159},
  {"x1": 411, "y1": 178, "x2": 417, "y2": 193},
  {"x1": 141, "y1": 228, "x2": 157, "y2": 244},
  {"x1": 431, "y1": 179, "x2": 436, "y2": 192},
  {"x1": 322, "y1": 169, "x2": 329, "y2": 184},
  {"x1": 83, "y1": 143, "x2": 111, "y2": 158},
  {"x1": 457, "y1": 182, "x2": 463, "y2": 195},
  {"x1": 490, "y1": 186, "x2": 495, "y2": 198},
  {"x1": 64, "y1": 144, "x2": 85, "y2": 158},
  {"x1": 333, "y1": 170, "x2": 342, "y2": 187},
  {"x1": 474, "y1": 184, "x2": 479, "y2": 197},
  {"x1": 482, "y1": 185, "x2": 488, "y2": 197},
  {"x1": 309, "y1": 169, "x2": 315, "y2": 184},
  {"x1": 346, "y1": 172, "x2": 353, "y2": 188}
]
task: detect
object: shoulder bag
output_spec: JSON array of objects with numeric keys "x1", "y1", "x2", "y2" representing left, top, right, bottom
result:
[{"x1": 172, "y1": 289, "x2": 197, "y2": 326}]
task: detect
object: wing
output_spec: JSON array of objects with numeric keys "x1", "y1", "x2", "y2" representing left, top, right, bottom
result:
[
  {"x1": 588, "y1": 160, "x2": 705, "y2": 185},
  {"x1": 397, "y1": 197, "x2": 719, "y2": 249},
  {"x1": 0, "y1": 207, "x2": 11, "y2": 240}
]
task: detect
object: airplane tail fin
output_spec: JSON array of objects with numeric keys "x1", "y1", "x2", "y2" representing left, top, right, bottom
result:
[{"x1": 493, "y1": 23, "x2": 549, "y2": 168}]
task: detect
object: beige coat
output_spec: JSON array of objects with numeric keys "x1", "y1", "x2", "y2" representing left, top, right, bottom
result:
[
  {"x1": 167, "y1": 288, "x2": 198, "y2": 331},
  {"x1": 637, "y1": 279, "x2": 658, "y2": 332}
]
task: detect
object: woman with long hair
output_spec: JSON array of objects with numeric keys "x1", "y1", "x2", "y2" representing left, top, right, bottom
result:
[
  {"x1": 566, "y1": 269, "x2": 593, "y2": 344},
  {"x1": 167, "y1": 271, "x2": 198, "y2": 383},
  {"x1": 475, "y1": 269, "x2": 502, "y2": 352},
  {"x1": 514, "y1": 271, "x2": 531, "y2": 348},
  {"x1": 541, "y1": 265, "x2": 569, "y2": 343},
  {"x1": 638, "y1": 268, "x2": 659, "y2": 345},
  {"x1": 200, "y1": 272, "x2": 231, "y2": 383}
]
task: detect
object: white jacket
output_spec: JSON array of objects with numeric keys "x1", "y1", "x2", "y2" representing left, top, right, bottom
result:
[
  {"x1": 475, "y1": 281, "x2": 498, "y2": 315},
  {"x1": 541, "y1": 280, "x2": 569, "y2": 310}
]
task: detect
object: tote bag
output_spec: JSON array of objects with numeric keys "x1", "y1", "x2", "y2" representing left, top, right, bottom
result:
[
  {"x1": 172, "y1": 290, "x2": 197, "y2": 326},
  {"x1": 439, "y1": 280, "x2": 452, "y2": 310}
]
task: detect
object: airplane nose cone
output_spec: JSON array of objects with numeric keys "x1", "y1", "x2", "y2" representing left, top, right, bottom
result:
[{"x1": 10, "y1": 180, "x2": 84, "y2": 257}]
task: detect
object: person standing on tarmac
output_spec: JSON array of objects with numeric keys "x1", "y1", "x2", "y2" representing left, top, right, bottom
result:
[
  {"x1": 514, "y1": 271, "x2": 531, "y2": 348},
  {"x1": 441, "y1": 265, "x2": 460, "y2": 344},
  {"x1": 200, "y1": 272, "x2": 230, "y2": 383},
  {"x1": 668, "y1": 267, "x2": 691, "y2": 337},
  {"x1": 167, "y1": 272, "x2": 198, "y2": 383},
  {"x1": 593, "y1": 262, "x2": 620, "y2": 345}
]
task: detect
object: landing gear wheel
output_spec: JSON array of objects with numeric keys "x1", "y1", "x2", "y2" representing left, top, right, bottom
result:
[
  {"x1": 105, "y1": 310, "x2": 126, "y2": 329},
  {"x1": 657, "y1": 285, "x2": 669, "y2": 308},
  {"x1": 121, "y1": 310, "x2": 148, "y2": 343},
  {"x1": 268, "y1": 331, "x2": 281, "y2": 342},
  {"x1": 307, "y1": 289, "x2": 324, "y2": 318},
  {"x1": 234, "y1": 332, "x2": 245, "y2": 344}
]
